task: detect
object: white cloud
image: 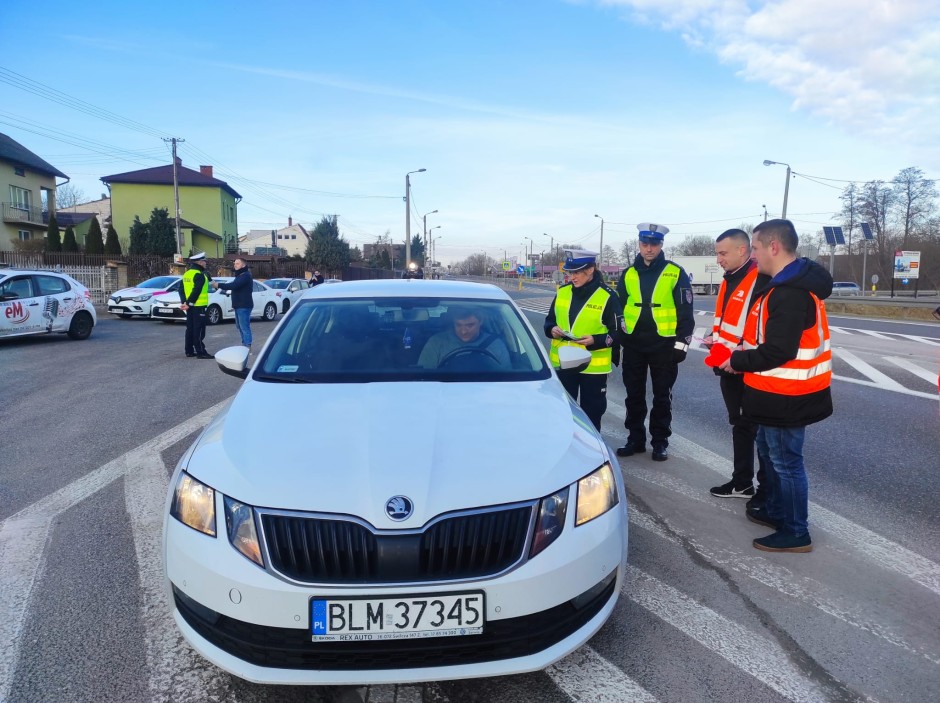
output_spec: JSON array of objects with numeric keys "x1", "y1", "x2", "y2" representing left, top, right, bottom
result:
[{"x1": 598, "y1": 0, "x2": 940, "y2": 154}]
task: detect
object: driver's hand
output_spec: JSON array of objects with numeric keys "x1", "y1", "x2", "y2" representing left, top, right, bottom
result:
[
  {"x1": 551, "y1": 326, "x2": 565, "y2": 339},
  {"x1": 575, "y1": 335, "x2": 593, "y2": 346}
]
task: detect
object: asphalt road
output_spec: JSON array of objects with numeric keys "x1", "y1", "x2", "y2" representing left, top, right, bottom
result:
[{"x1": 1, "y1": 300, "x2": 938, "y2": 703}]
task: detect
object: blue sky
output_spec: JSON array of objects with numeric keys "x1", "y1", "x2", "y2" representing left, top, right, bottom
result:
[{"x1": 2, "y1": 0, "x2": 937, "y2": 264}]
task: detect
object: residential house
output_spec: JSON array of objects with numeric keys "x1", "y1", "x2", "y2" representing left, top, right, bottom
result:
[
  {"x1": 58, "y1": 195, "x2": 111, "y2": 248},
  {"x1": 0, "y1": 132, "x2": 68, "y2": 250},
  {"x1": 101, "y1": 161, "x2": 241, "y2": 256},
  {"x1": 239, "y1": 217, "x2": 310, "y2": 257}
]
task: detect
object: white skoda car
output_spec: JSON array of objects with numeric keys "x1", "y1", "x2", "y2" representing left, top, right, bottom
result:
[{"x1": 163, "y1": 280, "x2": 627, "y2": 685}]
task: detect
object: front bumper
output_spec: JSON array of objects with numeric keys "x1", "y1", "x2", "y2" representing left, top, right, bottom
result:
[
  {"x1": 108, "y1": 302, "x2": 150, "y2": 316},
  {"x1": 164, "y1": 499, "x2": 626, "y2": 685},
  {"x1": 151, "y1": 305, "x2": 186, "y2": 320}
]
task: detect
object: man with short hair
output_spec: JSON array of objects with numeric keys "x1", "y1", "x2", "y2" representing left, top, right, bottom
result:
[
  {"x1": 418, "y1": 308, "x2": 510, "y2": 369},
  {"x1": 720, "y1": 219, "x2": 833, "y2": 553},
  {"x1": 544, "y1": 249, "x2": 621, "y2": 431},
  {"x1": 214, "y1": 258, "x2": 254, "y2": 349},
  {"x1": 180, "y1": 252, "x2": 213, "y2": 359},
  {"x1": 707, "y1": 229, "x2": 770, "y2": 507},
  {"x1": 615, "y1": 223, "x2": 694, "y2": 461}
]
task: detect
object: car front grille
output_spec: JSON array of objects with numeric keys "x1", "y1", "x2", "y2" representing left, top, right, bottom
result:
[
  {"x1": 172, "y1": 571, "x2": 616, "y2": 670},
  {"x1": 260, "y1": 504, "x2": 535, "y2": 585}
]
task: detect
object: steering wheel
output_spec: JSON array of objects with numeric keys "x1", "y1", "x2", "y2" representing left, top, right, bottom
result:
[{"x1": 438, "y1": 346, "x2": 501, "y2": 369}]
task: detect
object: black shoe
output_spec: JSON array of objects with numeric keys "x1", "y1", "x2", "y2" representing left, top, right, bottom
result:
[
  {"x1": 185, "y1": 353, "x2": 196, "y2": 358},
  {"x1": 710, "y1": 481, "x2": 755, "y2": 498},
  {"x1": 746, "y1": 507, "x2": 782, "y2": 530},
  {"x1": 196, "y1": 352, "x2": 214, "y2": 359},
  {"x1": 616, "y1": 443, "x2": 646, "y2": 457},
  {"x1": 651, "y1": 446, "x2": 669, "y2": 462},
  {"x1": 745, "y1": 494, "x2": 766, "y2": 511},
  {"x1": 753, "y1": 530, "x2": 813, "y2": 553}
]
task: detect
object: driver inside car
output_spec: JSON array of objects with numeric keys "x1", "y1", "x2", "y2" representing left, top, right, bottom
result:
[{"x1": 417, "y1": 307, "x2": 511, "y2": 369}]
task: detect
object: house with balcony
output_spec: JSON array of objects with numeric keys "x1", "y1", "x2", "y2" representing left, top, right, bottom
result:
[
  {"x1": 1, "y1": 132, "x2": 69, "y2": 250},
  {"x1": 101, "y1": 160, "x2": 241, "y2": 257}
]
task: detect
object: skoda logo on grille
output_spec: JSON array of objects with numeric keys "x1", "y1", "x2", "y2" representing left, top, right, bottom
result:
[{"x1": 385, "y1": 495, "x2": 414, "y2": 521}]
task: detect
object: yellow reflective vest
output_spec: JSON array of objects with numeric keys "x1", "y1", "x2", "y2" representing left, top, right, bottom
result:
[
  {"x1": 182, "y1": 267, "x2": 210, "y2": 307},
  {"x1": 621, "y1": 264, "x2": 679, "y2": 336},
  {"x1": 549, "y1": 285, "x2": 613, "y2": 374}
]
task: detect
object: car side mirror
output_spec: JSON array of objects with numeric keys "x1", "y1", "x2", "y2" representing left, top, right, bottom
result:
[
  {"x1": 216, "y1": 346, "x2": 250, "y2": 379},
  {"x1": 557, "y1": 346, "x2": 592, "y2": 372}
]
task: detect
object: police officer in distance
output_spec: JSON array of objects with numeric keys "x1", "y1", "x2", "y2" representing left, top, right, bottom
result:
[
  {"x1": 180, "y1": 252, "x2": 213, "y2": 359},
  {"x1": 616, "y1": 223, "x2": 694, "y2": 461},
  {"x1": 544, "y1": 249, "x2": 622, "y2": 431}
]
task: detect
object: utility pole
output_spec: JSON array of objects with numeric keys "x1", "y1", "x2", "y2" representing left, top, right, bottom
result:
[
  {"x1": 422, "y1": 209, "x2": 437, "y2": 265},
  {"x1": 404, "y1": 169, "x2": 425, "y2": 269},
  {"x1": 595, "y1": 215, "x2": 605, "y2": 271},
  {"x1": 763, "y1": 204, "x2": 768, "y2": 222},
  {"x1": 164, "y1": 137, "x2": 185, "y2": 256}
]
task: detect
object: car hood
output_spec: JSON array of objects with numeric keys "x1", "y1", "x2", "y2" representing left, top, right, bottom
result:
[
  {"x1": 114, "y1": 286, "x2": 171, "y2": 298},
  {"x1": 186, "y1": 379, "x2": 607, "y2": 528}
]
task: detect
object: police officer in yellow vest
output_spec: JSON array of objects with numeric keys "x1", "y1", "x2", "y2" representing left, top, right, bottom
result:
[
  {"x1": 616, "y1": 223, "x2": 694, "y2": 461},
  {"x1": 545, "y1": 249, "x2": 622, "y2": 431},
  {"x1": 180, "y1": 252, "x2": 213, "y2": 359}
]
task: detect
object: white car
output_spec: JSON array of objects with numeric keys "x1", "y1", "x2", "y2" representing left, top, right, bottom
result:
[
  {"x1": 150, "y1": 278, "x2": 280, "y2": 325},
  {"x1": 107, "y1": 275, "x2": 182, "y2": 318},
  {"x1": 163, "y1": 280, "x2": 627, "y2": 685},
  {"x1": 0, "y1": 267, "x2": 97, "y2": 341},
  {"x1": 261, "y1": 277, "x2": 309, "y2": 314}
]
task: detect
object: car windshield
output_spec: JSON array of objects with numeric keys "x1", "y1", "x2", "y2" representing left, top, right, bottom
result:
[
  {"x1": 265, "y1": 279, "x2": 289, "y2": 289},
  {"x1": 254, "y1": 296, "x2": 551, "y2": 383},
  {"x1": 138, "y1": 276, "x2": 179, "y2": 289}
]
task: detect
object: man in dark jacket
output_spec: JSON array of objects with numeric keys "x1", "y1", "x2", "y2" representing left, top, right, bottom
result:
[
  {"x1": 615, "y1": 223, "x2": 695, "y2": 461},
  {"x1": 214, "y1": 258, "x2": 254, "y2": 348},
  {"x1": 544, "y1": 249, "x2": 622, "y2": 431},
  {"x1": 720, "y1": 219, "x2": 833, "y2": 553}
]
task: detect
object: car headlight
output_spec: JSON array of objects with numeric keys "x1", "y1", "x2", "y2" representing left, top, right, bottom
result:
[
  {"x1": 575, "y1": 463, "x2": 619, "y2": 526},
  {"x1": 170, "y1": 472, "x2": 216, "y2": 536},
  {"x1": 224, "y1": 496, "x2": 263, "y2": 567},
  {"x1": 132, "y1": 293, "x2": 153, "y2": 302},
  {"x1": 529, "y1": 487, "x2": 569, "y2": 558}
]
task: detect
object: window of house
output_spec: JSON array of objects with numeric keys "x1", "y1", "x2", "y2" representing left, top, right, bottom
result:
[
  {"x1": 18, "y1": 230, "x2": 30, "y2": 241},
  {"x1": 14, "y1": 167, "x2": 25, "y2": 177},
  {"x1": 9, "y1": 185, "x2": 31, "y2": 210}
]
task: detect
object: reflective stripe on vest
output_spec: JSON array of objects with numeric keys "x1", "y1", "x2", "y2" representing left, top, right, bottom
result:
[
  {"x1": 182, "y1": 268, "x2": 209, "y2": 306},
  {"x1": 549, "y1": 286, "x2": 613, "y2": 374},
  {"x1": 712, "y1": 266, "x2": 759, "y2": 350},
  {"x1": 621, "y1": 264, "x2": 679, "y2": 336},
  {"x1": 742, "y1": 289, "x2": 832, "y2": 395}
]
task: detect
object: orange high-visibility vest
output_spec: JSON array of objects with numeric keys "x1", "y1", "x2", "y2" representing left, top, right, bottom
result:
[
  {"x1": 712, "y1": 265, "x2": 759, "y2": 350},
  {"x1": 742, "y1": 289, "x2": 832, "y2": 396}
]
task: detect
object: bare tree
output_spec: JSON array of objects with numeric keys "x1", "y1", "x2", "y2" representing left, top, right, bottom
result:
[
  {"x1": 857, "y1": 180, "x2": 896, "y2": 280},
  {"x1": 892, "y1": 167, "x2": 938, "y2": 247},
  {"x1": 673, "y1": 235, "x2": 714, "y2": 256},
  {"x1": 55, "y1": 184, "x2": 87, "y2": 209},
  {"x1": 839, "y1": 183, "x2": 860, "y2": 279}
]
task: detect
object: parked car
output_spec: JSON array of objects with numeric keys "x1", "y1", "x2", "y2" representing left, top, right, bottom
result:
[
  {"x1": 0, "y1": 267, "x2": 97, "y2": 340},
  {"x1": 150, "y1": 278, "x2": 279, "y2": 324},
  {"x1": 163, "y1": 279, "x2": 627, "y2": 685},
  {"x1": 261, "y1": 277, "x2": 309, "y2": 314},
  {"x1": 107, "y1": 275, "x2": 182, "y2": 318},
  {"x1": 831, "y1": 281, "x2": 861, "y2": 296}
]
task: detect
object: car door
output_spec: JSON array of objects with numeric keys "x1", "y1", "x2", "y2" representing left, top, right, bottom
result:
[
  {"x1": 34, "y1": 274, "x2": 75, "y2": 332},
  {"x1": 0, "y1": 275, "x2": 46, "y2": 337},
  {"x1": 251, "y1": 281, "x2": 268, "y2": 318}
]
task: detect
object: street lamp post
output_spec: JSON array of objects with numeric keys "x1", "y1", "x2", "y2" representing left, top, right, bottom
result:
[
  {"x1": 542, "y1": 233, "x2": 553, "y2": 265},
  {"x1": 422, "y1": 209, "x2": 438, "y2": 264},
  {"x1": 524, "y1": 236, "x2": 533, "y2": 278},
  {"x1": 594, "y1": 214, "x2": 605, "y2": 271},
  {"x1": 762, "y1": 204, "x2": 768, "y2": 222},
  {"x1": 763, "y1": 160, "x2": 791, "y2": 219},
  {"x1": 431, "y1": 234, "x2": 442, "y2": 275},
  {"x1": 405, "y1": 168, "x2": 426, "y2": 268},
  {"x1": 428, "y1": 225, "x2": 441, "y2": 271}
]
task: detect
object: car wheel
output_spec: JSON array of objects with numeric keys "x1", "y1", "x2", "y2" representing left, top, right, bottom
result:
[
  {"x1": 282, "y1": 299, "x2": 291, "y2": 314},
  {"x1": 263, "y1": 302, "x2": 277, "y2": 321},
  {"x1": 207, "y1": 304, "x2": 223, "y2": 325},
  {"x1": 67, "y1": 311, "x2": 94, "y2": 340}
]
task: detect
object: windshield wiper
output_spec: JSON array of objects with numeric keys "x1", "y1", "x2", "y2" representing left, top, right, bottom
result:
[{"x1": 252, "y1": 373, "x2": 315, "y2": 383}]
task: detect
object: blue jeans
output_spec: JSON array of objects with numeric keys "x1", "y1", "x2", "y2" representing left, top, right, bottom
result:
[
  {"x1": 233, "y1": 307, "x2": 252, "y2": 347},
  {"x1": 755, "y1": 425, "x2": 809, "y2": 537}
]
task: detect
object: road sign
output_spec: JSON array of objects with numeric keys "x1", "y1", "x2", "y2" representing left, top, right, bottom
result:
[
  {"x1": 871, "y1": 274, "x2": 879, "y2": 285},
  {"x1": 517, "y1": 265, "x2": 525, "y2": 275},
  {"x1": 501, "y1": 261, "x2": 510, "y2": 271}
]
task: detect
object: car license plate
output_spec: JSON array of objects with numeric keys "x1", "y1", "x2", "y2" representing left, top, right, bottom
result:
[
  {"x1": 157, "y1": 307, "x2": 174, "y2": 314},
  {"x1": 310, "y1": 591, "x2": 484, "y2": 641},
  {"x1": 109, "y1": 306, "x2": 124, "y2": 313}
]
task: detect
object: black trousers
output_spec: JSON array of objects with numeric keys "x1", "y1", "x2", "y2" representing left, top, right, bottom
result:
[
  {"x1": 558, "y1": 369, "x2": 608, "y2": 431},
  {"x1": 621, "y1": 345, "x2": 678, "y2": 449},
  {"x1": 719, "y1": 373, "x2": 767, "y2": 493},
  {"x1": 185, "y1": 306, "x2": 208, "y2": 355}
]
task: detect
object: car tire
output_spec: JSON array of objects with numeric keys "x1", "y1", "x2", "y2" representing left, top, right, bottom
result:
[
  {"x1": 263, "y1": 302, "x2": 277, "y2": 321},
  {"x1": 207, "y1": 304, "x2": 223, "y2": 325},
  {"x1": 282, "y1": 299, "x2": 291, "y2": 314},
  {"x1": 67, "y1": 311, "x2": 94, "y2": 340}
]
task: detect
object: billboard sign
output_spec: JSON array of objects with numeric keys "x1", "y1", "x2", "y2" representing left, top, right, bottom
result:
[{"x1": 893, "y1": 251, "x2": 921, "y2": 279}]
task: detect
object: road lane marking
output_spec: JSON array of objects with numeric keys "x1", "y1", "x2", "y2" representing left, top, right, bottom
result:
[
  {"x1": 548, "y1": 646, "x2": 661, "y2": 702},
  {"x1": 0, "y1": 399, "x2": 230, "y2": 703},
  {"x1": 835, "y1": 348, "x2": 906, "y2": 391},
  {"x1": 883, "y1": 356, "x2": 940, "y2": 385},
  {"x1": 856, "y1": 330, "x2": 895, "y2": 340},
  {"x1": 626, "y1": 566, "x2": 828, "y2": 702},
  {"x1": 895, "y1": 334, "x2": 940, "y2": 347}
]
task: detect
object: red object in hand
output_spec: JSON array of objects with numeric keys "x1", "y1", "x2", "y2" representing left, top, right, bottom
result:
[{"x1": 704, "y1": 343, "x2": 731, "y2": 368}]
